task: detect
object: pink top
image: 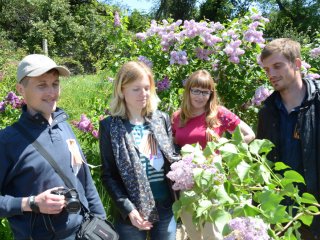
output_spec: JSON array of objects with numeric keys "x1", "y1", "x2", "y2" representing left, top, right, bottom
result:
[{"x1": 172, "y1": 106, "x2": 240, "y2": 149}]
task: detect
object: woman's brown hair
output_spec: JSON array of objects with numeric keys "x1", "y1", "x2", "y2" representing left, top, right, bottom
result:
[{"x1": 179, "y1": 69, "x2": 220, "y2": 128}]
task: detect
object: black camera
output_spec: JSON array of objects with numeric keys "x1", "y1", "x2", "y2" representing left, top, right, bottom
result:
[{"x1": 51, "y1": 188, "x2": 81, "y2": 213}]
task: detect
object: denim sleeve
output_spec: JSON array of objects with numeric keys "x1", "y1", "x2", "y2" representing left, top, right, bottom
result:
[{"x1": 0, "y1": 131, "x2": 23, "y2": 218}]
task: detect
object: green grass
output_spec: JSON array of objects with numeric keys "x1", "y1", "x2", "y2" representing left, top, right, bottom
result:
[{"x1": 59, "y1": 73, "x2": 113, "y2": 121}]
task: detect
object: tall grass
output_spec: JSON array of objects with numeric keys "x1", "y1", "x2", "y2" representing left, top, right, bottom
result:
[
  {"x1": 59, "y1": 73, "x2": 112, "y2": 120},
  {"x1": 59, "y1": 73, "x2": 116, "y2": 221}
]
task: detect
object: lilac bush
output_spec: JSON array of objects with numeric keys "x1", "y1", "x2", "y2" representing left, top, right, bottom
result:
[
  {"x1": 0, "y1": 91, "x2": 24, "y2": 130},
  {"x1": 130, "y1": 10, "x2": 274, "y2": 123},
  {"x1": 168, "y1": 128, "x2": 320, "y2": 239}
]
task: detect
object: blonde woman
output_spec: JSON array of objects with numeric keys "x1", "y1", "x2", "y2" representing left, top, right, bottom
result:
[
  {"x1": 172, "y1": 69, "x2": 255, "y2": 150},
  {"x1": 99, "y1": 61, "x2": 179, "y2": 240}
]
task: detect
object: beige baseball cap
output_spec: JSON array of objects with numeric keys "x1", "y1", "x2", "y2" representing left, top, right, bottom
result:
[{"x1": 17, "y1": 54, "x2": 70, "y2": 83}]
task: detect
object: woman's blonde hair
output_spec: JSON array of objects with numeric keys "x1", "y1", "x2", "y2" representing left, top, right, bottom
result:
[
  {"x1": 179, "y1": 69, "x2": 220, "y2": 128},
  {"x1": 109, "y1": 61, "x2": 159, "y2": 118}
]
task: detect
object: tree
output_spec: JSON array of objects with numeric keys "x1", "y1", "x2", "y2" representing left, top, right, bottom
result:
[
  {"x1": 154, "y1": 0, "x2": 197, "y2": 20},
  {"x1": 198, "y1": 0, "x2": 252, "y2": 22},
  {"x1": 257, "y1": 0, "x2": 320, "y2": 40},
  {"x1": 128, "y1": 10, "x2": 151, "y2": 32}
]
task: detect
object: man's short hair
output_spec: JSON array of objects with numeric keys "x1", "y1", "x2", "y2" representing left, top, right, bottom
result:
[{"x1": 260, "y1": 38, "x2": 301, "y2": 64}]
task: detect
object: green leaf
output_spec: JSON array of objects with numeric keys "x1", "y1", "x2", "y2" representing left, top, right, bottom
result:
[
  {"x1": 235, "y1": 160, "x2": 251, "y2": 182},
  {"x1": 210, "y1": 209, "x2": 232, "y2": 234},
  {"x1": 281, "y1": 170, "x2": 305, "y2": 186},
  {"x1": 299, "y1": 212, "x2": 313, "y2": 226},
  {"x1": 256, "y1": 191, "x2": 283, "y2": 212},
  {"x1": 219, "y1": 143, "x2": 242, "y2": 168},
  {"x1": 274, "y1": 162, "x2": 291, "y2": 171},
  {"x1": 307, "y1": 205, "x2": 319, "y2": 214},
  {"x1": 259, "y1": 164, "x2": 271, "y2": 184},
  {"x1": 196, "y1": 199, "x2": 212, "y2": 218},
  {"x1": 301, "y1": 193, "x2": 318, "y2": 204},
  {"x1": 266, "y1": 205, "x2": 291, "y2": 224},
  {"x1": 193, "y1": 168, "x2": 213, "y2": 189},
  {"x1": 172, "y1": 200, "x2": 182, "y2": 220},
  {"x1": 249, "y1": 139, "x2": 274, "y2": 155},
  {"x1": 233, "y1": 204, "x2": 262, "y2": 217},
  {"x1": 180, "y1": 144, "x2": 195, "y2": 155},
  {"x1": 214, "y1": 184, "x2": 234, "y2": 204},
  {"x1": 231, "y1": 125, "x2": 243, "y2": 144}
]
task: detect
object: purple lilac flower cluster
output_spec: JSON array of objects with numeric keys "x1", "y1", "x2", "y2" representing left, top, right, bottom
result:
[
  {"x1": 305, "y1": 73, "x2": 320, "y2": 80},
  {"x1": 114, "y1": 11, "x2": 121, "y2": 27},
  {"x1": 301, "y1": 61, "x2": 320, "y2": 80},
  {"x1": 251, "y1": 86, "x2": 272, "y2": 106},
  {"x1": 0, "y1": 91, "x2": 24, "y2": 113},
  {"x1": 136, "y1": 15, "x2": 269, "y2": 65},
  {"x1": 170, "y1": 51, "x2": 188, "y2": 65},
  {"x1": 224, "y1": 217, "x2": 270, "y2": 240},
  {"x1": 251, "y1": 14, "x2": 270, "y2": 22},
  {"x1": 310, "y1": 47, "x2": 320, "y2": 58},
  {"x1": 72, "y1": 114, "x2": 99, "y2": 139},
  {"x1": 195, "y1": 47, "x2": 214, "y2": 61},
  {"x1": 138, "y1": 56, "x2": 153, "y2": 68},
  {"x1": 223, "y1": 40, "x2": 245, "y2": 64},
  {"x1": 136, "y1": 19, "x2": 224, "y2": 63},
  {"x1": 167, "y1": 155, "x2": 195, "y2": 190},
  {"x1": 244, "y1": 21, "x2": 265, "y2": 47},
  {"x1": 156, "y1": 76, "x2": 171, "y2": 91},
  {"x1": 167, "y1": 153, "x2": 222, "y2": 191}
]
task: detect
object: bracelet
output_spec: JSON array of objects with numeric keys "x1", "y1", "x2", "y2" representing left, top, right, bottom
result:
[{"x1": 28, "y1": 196, "x2": 40, "y2": 213}]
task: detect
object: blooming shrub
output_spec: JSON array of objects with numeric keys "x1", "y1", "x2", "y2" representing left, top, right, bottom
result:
[
  {"x1": 0, "y1": 92, "x2": 24, "y2": 130},
  {"x1": 101, "y1": 10, "x2": 320, "y2": 130},
  {"x1": 167, "y1": 127, "x2": 320, "y2": 239},
  {"x1": 130, "y1": 10, "x2": 272, "y2": 123}
]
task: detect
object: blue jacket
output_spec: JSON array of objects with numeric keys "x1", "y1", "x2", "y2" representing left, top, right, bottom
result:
[{"x1": 0, "y1": 107, "x2": 106, "y2": 239}]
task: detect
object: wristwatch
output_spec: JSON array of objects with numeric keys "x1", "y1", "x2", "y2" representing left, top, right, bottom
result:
[{"x1": 28, "y1": 196, "x2": 40, "y2": 213}]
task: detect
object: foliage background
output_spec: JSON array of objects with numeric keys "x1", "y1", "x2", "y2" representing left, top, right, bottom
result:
[{"x1": 0, "y1": 0, "x2": 320, "y2": 239}]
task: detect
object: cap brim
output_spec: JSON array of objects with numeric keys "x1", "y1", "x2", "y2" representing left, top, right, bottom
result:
[{"x1": 27, "y1": 66, "x2": 70, "y2": 78}]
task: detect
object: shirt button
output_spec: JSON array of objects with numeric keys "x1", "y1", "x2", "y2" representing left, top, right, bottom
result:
[{"x1": 304, "y1": 169, "x2": 307, "y2": 172}]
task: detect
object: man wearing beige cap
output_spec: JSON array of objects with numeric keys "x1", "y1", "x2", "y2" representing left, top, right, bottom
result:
[{"x1": 0, "y1": 54, "x2": 106, "y2": 239}]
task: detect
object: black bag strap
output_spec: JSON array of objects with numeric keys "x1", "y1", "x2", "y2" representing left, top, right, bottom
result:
[{"x1": 13, "y1": 122, "x2": 74, "y2": 189}]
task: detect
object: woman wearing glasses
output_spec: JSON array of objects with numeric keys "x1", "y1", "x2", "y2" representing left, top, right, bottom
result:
[{"x1": 172, "y1": 69, "x2": 255, "y2": 151}]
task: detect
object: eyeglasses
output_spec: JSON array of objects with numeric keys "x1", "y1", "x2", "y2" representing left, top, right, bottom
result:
[{"x1": 190, "y1": 88, "x2": 212, "y2": 96}]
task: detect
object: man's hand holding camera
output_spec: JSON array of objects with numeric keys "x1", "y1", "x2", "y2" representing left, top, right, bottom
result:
[{"x1": 22, "y1": 187, "x2": 66, "y2": 214}]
